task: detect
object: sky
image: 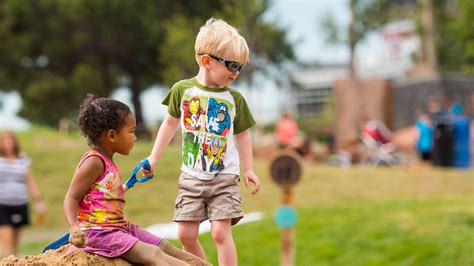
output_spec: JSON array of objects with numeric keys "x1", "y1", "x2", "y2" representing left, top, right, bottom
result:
[{"x1": 265, "y1": 0, "x2": 351, "y2": 64}]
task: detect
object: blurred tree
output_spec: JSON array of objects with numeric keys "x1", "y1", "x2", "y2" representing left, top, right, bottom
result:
[
  {"x1": 435, "y1": 0, "x2": 474, "y2": 73},
  {"x1": 0, "y1": 0, "x2": 294, "y2": 128},
  {"x1": 321, "y1": 0, "x2": 472, "y2": 76},
  {"x1": 321, "y1": 0, "x2": 416, "y2": 77}
]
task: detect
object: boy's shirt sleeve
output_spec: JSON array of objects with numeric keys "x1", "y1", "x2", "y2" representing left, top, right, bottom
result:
[
  {"x1": 162, "y1": 82, "x2": 185, "y2": 118},
  {"x1": 230, "y1": 89, "x2": 256, "y2": 134}
]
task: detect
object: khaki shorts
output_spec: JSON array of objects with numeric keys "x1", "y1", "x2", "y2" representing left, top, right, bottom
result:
[{"x1": 174, "y1": 172, "x2": 244, "y2": 225}]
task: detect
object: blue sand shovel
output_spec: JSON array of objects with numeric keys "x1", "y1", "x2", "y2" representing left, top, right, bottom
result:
[{"x1": 42, "y1": 159, "x2": 153, "y2": 253}]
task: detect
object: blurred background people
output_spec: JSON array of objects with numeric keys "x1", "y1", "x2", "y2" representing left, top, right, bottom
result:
[
  {"x1": 415, "y1": 114, "x2": 434, "y2": 163},
  {"x1": 276, "y1": 111, "x2": 298, "y2": 149},
  {"x1": 0, "y1": 131, "x2": 47, "y2": 257},
  {"x1": 430, "y1": 100, "x2": 455, "y2": 167},
  {"x1": 451, "y1": 102, "x2": 472, "y2": 168}
]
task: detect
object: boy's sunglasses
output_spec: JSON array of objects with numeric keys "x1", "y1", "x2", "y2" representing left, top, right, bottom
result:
[{"x1": 198, "y1": 53, "x2": 243, "y2": 73}]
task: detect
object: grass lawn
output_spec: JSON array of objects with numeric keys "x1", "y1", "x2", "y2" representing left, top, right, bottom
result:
[{"x1": 15, "y1": 128, "x2": 474, "y2": 265}]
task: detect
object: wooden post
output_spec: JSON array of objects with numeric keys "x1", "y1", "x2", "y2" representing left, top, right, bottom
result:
[
  {"x1": 269, "y1": 151, "x2": 302, "y2": 266},
  {"x1": 281, "y1": 228, "x2": 295, "y2": 266},
  {"x1": 281, "y1": 189, "x2": 295, "y2": 266}
]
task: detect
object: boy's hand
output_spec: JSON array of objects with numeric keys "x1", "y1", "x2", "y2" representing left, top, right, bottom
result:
[
  {"x1": 243, "y1": 170, "x2": 261, "y2": 195},
  {"x1": 141, "y1": 156, "x2": 156, "y2": 177}
]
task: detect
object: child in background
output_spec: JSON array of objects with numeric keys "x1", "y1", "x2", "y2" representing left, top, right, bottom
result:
[
  {"x1": 276, "y1": 111, "x2": 298, "y2": 149},
  {"x1": 64, "y1": 94, "x2": 209, "y2": 265},
  {"x1": 144, "y1": 18, "x2": 261, "y2": 266}
]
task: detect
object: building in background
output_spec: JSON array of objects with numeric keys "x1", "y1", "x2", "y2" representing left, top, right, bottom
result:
[
  {"x1": 291, "y1": 20, "x2": 420, "y2": 120},
  {"x1": 292, "y1": 63, "x2": 346, "y2": 117}
]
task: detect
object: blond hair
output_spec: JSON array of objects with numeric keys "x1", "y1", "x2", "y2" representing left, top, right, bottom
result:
[{"x1": 195, "y1": 18, "x2": 249, "y2": 65}]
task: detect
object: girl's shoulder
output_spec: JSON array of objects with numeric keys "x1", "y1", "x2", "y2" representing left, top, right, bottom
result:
[{"x1": 79, "y1": 150, "x2": 116, "y2": 172}]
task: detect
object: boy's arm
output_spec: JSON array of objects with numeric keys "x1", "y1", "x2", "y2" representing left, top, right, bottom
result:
[
  {"x1": 147, "y1": 113, "x2": 180, "y2": 170},
  {"x1": 235, "y1": 129, "x2": 261, "y2": 195}
]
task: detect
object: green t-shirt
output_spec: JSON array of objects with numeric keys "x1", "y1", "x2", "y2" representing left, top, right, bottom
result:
[{"x1": 162, "y1": 77, "x2": 255, "y2": 180}]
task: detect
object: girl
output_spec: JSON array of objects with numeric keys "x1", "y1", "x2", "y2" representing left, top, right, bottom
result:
[
  {"x1": 64, "y1": 94, "x2": 210, "y2": 265},
  {"x1": 0, "y1": 131, "x2": 47, "y2": 257}
]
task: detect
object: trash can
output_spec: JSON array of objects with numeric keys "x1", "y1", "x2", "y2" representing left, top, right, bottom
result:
[
  {"x1": 453, "y1": 116, "x2": 471, "y2": 168},
  {"x1": 431, "y1": 109, "x2": 454, "y2": 167},
  {"x1": 433, "y1": 123, "x2": 453, "y2": 167}
]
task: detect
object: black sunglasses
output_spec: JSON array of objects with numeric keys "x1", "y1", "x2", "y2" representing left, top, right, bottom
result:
[{"x1": 198, "y1": 53, "x2": 243, "y2": 73}]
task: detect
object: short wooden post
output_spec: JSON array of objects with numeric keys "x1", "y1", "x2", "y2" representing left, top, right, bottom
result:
[
  {"x1": 281, "y1": 227, "x2": 295, "y2": 266},
  {"x1": 269, "y1": 151, "x2": 302, "y2": 266},
  {"x1": 280, "y1": 189, "x2": 295, "y2": 266}
]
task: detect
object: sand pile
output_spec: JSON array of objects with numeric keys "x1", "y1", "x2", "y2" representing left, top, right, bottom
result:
[{"x1": 0, "y1": 245, "x2": 131, "y2": 266}]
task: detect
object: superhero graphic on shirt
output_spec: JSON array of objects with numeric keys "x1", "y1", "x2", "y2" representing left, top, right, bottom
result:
[
  {"x1": 183, "y1": 96, "x2": 206, "y2": 131},
  {"x1": 206, "y1": 98, "x2": 231, "y2": 136},
  {"x1": 202, "y1": 136, "x2": 226, "y2": 172},
  {"x1": 181, "y1": 94, "x2": 234, "y2": 173},
  {"x1": 182, "y1": 132, "x2": 201, "y2": 167}
]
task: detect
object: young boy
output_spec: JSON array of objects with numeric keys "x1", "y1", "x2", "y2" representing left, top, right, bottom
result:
[{"x1": 145, "y1": 18, "x2": 261, "y2": 265}]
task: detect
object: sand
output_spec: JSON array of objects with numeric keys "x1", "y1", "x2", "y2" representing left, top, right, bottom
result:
[{"x1": 0, "y1": 245, "x2": 131, "y2": 266}]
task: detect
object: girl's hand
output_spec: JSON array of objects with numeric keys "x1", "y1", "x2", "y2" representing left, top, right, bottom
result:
[
  {"x1": 243, "y1": 170, "x2": 261, "y2": 195},
  {"x1": 69, "y1": 225, "x2": 86, "y2": 247}
]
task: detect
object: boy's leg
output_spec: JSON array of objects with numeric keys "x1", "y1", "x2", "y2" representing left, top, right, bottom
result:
[
  {"x1": 210, "y1": 219, "x2": 237, "y2": 266},
  {"x1": 159, "y1": 239, "x2": 212, "y2": 266},
  {"x1": 122, "y1": 240, "x2": 188, "y2": 266},
  {"x1": 178, "y1": 221, "x2": 206, "y2": 259}
]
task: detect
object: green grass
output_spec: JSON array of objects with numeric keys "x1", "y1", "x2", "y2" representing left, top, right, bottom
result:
[{"x1": 15, "y1": 128, "x2": 474, "y2": 265}]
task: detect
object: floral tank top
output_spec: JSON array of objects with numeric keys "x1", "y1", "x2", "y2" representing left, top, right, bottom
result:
[{"x1": 77, "y1": 150, "x2": 128, "y2": 230}]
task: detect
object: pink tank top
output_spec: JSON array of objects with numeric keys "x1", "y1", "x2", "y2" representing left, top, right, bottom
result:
[{"x1": 77, "y1": 150, "x2": 128, "y2": 230}]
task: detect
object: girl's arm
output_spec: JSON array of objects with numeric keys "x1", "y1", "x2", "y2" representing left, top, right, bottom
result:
[
  {"x1": 235, "y1": 129, "x2": 261, "y2": 195},
  {"x1": 147, "y1": 114, "x2": 180, "y2": 170},
  {"x1": 63, "y1": 156, "x2": 103, "y2": 236}
]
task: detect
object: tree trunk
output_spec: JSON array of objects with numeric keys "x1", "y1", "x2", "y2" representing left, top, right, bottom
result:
[
  {"x1": 348, "y1": 0, "x2": 357, "y2": 78},
  {"x1": 420, "y1": 0, "x2": 438, "y2": 76},
  {"x1": 348, "y1": 43, "x2": 356, "y2": 78},
  {"x1": 129, "y1": 77, "x2": 148, "y2": 138}
]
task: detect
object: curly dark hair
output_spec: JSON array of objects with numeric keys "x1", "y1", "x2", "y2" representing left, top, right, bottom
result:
[{"x1": 77, "y1": 93, "x2": 132, "y2": 147}]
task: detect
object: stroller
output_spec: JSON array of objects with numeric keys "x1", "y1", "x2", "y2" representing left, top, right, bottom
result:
[{"x1": 360, "y1": 120, "x2": 404, "y2": 166}]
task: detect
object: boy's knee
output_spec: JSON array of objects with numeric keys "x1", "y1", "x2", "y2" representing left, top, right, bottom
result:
[
  {"x1": 178, "y1": 231, "x2": 197, "y2": 246},
  {"x1": 211, "y1": 228, "x2": 229, "y2": 244}
]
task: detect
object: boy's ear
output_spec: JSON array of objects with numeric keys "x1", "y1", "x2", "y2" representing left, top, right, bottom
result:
[
  {"x1": 200, "y1": 55, "x2": 211, "y2": 69},
  {"x1": 106, "y1": 129, "x2": 117, "y2": 143}
]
